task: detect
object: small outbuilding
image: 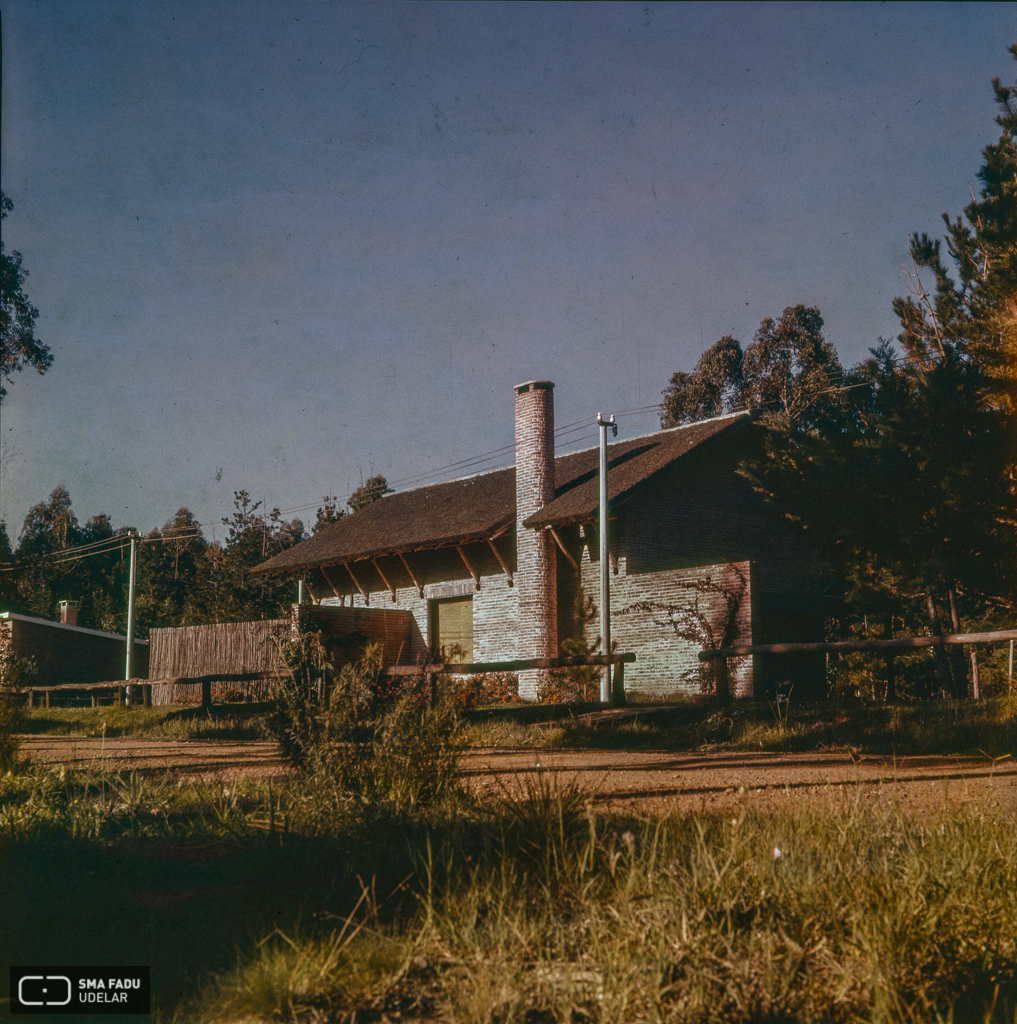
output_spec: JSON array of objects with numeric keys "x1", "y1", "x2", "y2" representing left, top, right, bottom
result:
[{"x1": 0, "y1": 603, "x2": 149, "y2": 687}]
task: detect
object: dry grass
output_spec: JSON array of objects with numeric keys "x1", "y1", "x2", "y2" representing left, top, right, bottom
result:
[{"x1": 2, "y1": 760, "x2": 1016, "y2": 1023}]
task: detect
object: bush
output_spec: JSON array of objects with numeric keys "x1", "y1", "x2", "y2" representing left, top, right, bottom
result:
[
  {"x1": 264, "y1": 637, "x2": 465, "y2": 817},
  {"x1": 0, "y1": 648, "x2": 32, "y2": 770},
  {"x1": 447, "y1": 672, "x2": 519, "y2": 710},
  {"x1": 538, "y1": 638, "x2": 601, "y2": 704}
]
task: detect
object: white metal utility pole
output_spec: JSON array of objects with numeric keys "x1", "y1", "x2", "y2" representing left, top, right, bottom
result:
[
  {"x1": 124, "y1": 533, "x2": 138, "y2": 699},
  {"x1": 597, "y1": 413, "x2": 617, "y2": 704}
]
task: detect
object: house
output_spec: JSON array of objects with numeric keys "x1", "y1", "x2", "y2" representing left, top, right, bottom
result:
[
  {"x1": 0, "y1": 601, "x2": 150, "y2": 687},
  {"x1": 254, "y1": 382, "x2": 826, "y2": 699}
]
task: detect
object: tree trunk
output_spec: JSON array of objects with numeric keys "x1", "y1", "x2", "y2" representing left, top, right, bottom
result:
[
  {"x1": 946, "y1": 586, "x2": 969, "y2": 699},
  {"x1": 925, "y1": 591, "x2": 952, "y2": 699},
  {"x1": 884, "y1": 615, "x2": 896, "y2": 701}
]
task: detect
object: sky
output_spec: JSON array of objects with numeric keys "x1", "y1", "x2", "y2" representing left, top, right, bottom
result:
[{"x1": 2, "y1": 1, "x2": 1016, "y2": 542}]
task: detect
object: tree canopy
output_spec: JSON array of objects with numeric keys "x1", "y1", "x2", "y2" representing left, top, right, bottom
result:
[
  {"x1": 6, "y1": 487, "x2": 306, "y2": 636},
  {"x1": 347, "y1": 475, "x2": 392, "y2": 512},
  {"x1": 732, "y1": 47, "x2": 1017, "y2": 699},
  {"x1": 661, "y1": 305, "x2": 843, "y2": 429},
  {"x1": 0, "y1": 193, "x2": 52, "y2": 401}
]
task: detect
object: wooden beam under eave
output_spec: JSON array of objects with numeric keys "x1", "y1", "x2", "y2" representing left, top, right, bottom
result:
[
  {"x1": 344, "y1": 562, "x2": 369, "y2": 605},
  {"x1": 319, "y1": 565, "x2": 345, "y2": 603},
  {"x1": 456, "y1": 545, "x2": 481, "y2": 590},
  {"x1": 398, "y1": 552, "x2": 424, "y2": 598},
  {"x1": 489, "y1": 520, "x2": 512, "y2": 541},
  {"x1": 487, "y1": 537, "x2": 513, "y2": 586},
  {"x1": 609, "y1": 550, "x2": 619, "y2": 576},
  {"x1": 301, "y1": 574, "x2": 321, "y2": 605},
  {"x1": 547, "y1": 526, "x2": 578, "y2": 572},
  {"x1": 372, "y1": 557, "x2": 397, "y2": 602}
]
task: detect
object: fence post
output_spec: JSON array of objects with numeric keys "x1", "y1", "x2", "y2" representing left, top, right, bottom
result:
[
  {"x1": 714, "y1": 654, "x2": 730, "y2": 704},
  {"x1": 611, "y1": 658, "x2": 626, "y2": 707},
  {"x1": 201, "y1": 679, "x2": 212, "y2": 711}
]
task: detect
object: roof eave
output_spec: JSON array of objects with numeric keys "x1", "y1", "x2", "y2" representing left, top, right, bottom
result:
[{"x1": 253, "y1": 516, "x2": 516, "y2": 575}]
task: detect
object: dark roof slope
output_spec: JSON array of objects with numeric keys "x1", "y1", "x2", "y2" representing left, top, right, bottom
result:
[
  {"x1": 255, "y1": 467, "x2": 516, "y2": 574},
  {"x1": 525, "y1": 411, "x2": 752, "y2": 528},
  {"x1": 255, "y1": 411, "x2": 752, "y2": 574}
]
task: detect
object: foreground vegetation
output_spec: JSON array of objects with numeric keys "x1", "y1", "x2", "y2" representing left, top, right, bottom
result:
[
  {"x1": 0, "y1": 762, "x2": 1015, "y2": 1023},
  {"x1": 20, "y1": 693, "x2": 1017, "y2": 760},
  {"x1": 6, "y1": 652, "x2": 1017, "y2": 1022}
]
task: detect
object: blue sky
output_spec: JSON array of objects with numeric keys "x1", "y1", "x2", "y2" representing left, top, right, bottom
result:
[{"x1": 2, "y1": 1, "x2": 1016, "y2": 540}]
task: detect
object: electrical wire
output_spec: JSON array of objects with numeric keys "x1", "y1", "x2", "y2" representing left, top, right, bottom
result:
[{"x1": 1, "y1": 380, "x2": 876, "y2": 571}]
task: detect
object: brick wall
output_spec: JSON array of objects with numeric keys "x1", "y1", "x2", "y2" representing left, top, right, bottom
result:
[
  {"x1": 578, "y1": 552, "x2": 755, "y2": 697},
  {"x1": 582, "y1": 433, "x2": 823, "y2": 697},
  {"x1": 623, "y1": 440, "x2": 821, "y2": 593}
]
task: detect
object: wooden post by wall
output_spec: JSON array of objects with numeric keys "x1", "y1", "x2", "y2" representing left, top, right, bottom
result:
[{"x1": 612, "y1": 658, "x2": 626, "y2": 707}]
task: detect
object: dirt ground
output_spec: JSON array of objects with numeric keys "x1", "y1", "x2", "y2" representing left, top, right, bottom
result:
[{"x1": 19, "y1": 735, "x2": 1017, "y2": 814}]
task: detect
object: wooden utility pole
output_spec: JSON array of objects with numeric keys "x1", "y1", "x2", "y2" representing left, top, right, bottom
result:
[{"x1": 124, "y1": 533, "x2": 138, "y2": 703}]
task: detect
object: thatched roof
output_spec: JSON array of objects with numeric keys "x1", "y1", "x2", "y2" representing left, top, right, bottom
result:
[
  {"x1": 255, "y1": 411, "x2": 752, "y2": 574},
  {"x1": 524, "y1": 411, "x2": 752, "y2": 529}
]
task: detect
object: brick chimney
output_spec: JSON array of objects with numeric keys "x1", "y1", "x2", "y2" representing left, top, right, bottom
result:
[
  {"x1": 515, "y1": 380, "x2": 557, "y2": 699},
  {"x1": 59, "y1": 600, "x2": 79, "y2": 627}
]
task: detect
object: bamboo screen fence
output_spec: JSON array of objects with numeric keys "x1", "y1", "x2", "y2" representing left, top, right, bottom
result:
[{"x1": 149, "y1": 619, "x2": 290, "y2": 704}]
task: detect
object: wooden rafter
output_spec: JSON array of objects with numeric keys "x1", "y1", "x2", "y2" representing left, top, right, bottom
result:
[
  {"x1": 344, "y1": 562, "x2": 369, "y2": 605},
  {"x1": 372, "y1": 557, "x2": 397, "y2": 602},
  {"x1": 398, "y1": 551, "x2": 424, "y2": 598},
  {"x1": 487, "y1": 536, "x2": 513, "y2": 586},
  {"x1": 300, "y1": 574, "x2": 321, "y2": 605},
  {"x1": 489, "y1": 520, "x2": 512, "y2": 541},
  {"x1": 456, "y1": 545, "x2": 481, "y2": 590},
  {"x1": 319, "y1": 566, "x2": 344, "y2": 603},
  {"x1": 547, "y1": 526, "x2": 578, "y2": 572}
]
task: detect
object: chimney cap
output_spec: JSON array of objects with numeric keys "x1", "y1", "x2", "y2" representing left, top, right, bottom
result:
[{"x1": 514, "y1": 380, "x2": 554, "y2": 395}]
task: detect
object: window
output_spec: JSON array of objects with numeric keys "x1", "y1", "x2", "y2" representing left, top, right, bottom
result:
[{"x1": 430, "y1": 595, "x2": 473, "y2": 663}]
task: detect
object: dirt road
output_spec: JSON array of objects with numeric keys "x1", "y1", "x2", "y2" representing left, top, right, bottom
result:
[{"x1": 19, "y1": 736, "x2": 1017, "y2": 812}]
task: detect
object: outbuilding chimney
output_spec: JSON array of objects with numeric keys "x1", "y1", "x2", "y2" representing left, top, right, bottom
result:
[
  {"x1": 514, "y1": 380, "x2": 557, "y2": 699},
  {"x1": 59, "y1": 600, "x2": 79, "y2": 627}
]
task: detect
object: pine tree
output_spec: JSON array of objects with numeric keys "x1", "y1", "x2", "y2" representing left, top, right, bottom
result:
[{"x1": 744, "y1": 47, "x2": 1017, "y2": 698}]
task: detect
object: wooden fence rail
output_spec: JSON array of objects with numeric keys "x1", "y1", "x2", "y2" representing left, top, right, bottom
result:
[
  {"x1": 383, "y1": 653, "x2": 635, "y2": 708},
  {"x1": 16, "y1": 655, "x2": 638, "y2": 711},
  {"x1": 20, "y1": 671, "x2": 292, "y2": 710},
  {"x1": 381, "y1": 653, "x2": 636, "y2": 676},
  {"x1": 699, "y1": 628, "x2": 1017, "y2": 661}
]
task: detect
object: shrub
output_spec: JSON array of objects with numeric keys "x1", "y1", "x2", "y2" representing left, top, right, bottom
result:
[
  {"x1": 447, "y1": 672, "x2": 519, "y2": 710},
  {"x1": 264, "y1": 635, "x2": 465, "y2": 817},
  {"x1": 0, "y1": 648, "x2": 32, "y2": 770},
  {"x1": 538, "y1": 638, "x2": 601, "y2": 704}
]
